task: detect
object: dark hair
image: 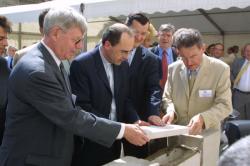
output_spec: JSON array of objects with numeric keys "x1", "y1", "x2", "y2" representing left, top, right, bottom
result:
[
  {"x1": 102, "y1": 23, "x2": 133, "y2": 46},
  {"x1": 0, "y1": 15, "x2": 11, "y2": 33},
  {"x1": 125, "y1": 13, "x2": 149, "y2": 27},
  {"x1": 173, "y1": 28, "x2": 203, "y2": 49},
  {"x1": 39, "y1": 9, "x2": 50, "y2": 29}
]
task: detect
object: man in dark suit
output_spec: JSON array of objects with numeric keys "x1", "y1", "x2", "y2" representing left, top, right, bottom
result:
[
  {"x1": 231, "y1": 43, "x2": 250, "y2": 119},
  {"x1": 0, "y1": 8, "x2": 149, "y2": 166},
  {"x1": 0, "y1": 15, "x2": 11, "y2": 145},
  {"x1": 124, "y1": 13, "x2": 163, "y2": 158},
  {"x1": 70, "y1": 23, "x2": 143, "y2": 166},
  {"x1": 150, "y1": 23, "x2": 178, "y2": 89}
]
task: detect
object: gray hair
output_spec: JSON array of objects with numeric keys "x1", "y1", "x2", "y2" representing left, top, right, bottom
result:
[
  {"x1": 173, "y1": 28, "x2": 203, "y2": 49},
  {"x1": 158, "y1": 23, "x2": 175, "y2": 34},
  {"x1": 43, "y1": 7, "x2": 87, "y2": 35}
]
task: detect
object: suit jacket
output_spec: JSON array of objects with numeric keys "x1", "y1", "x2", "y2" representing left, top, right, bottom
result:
[
  {"x1": 0, "y1": 43, "x2": 121, "y2": 166},
  {"x1": 230, "y1": 57, "x2": 245, "y2": 84},
  {"x1": 0, "y1": 57, "x2": 10, "y2": 144},
  {"x1": 13, "y1": 43, "x2": 38, "y2": 67},
  {"x1": 69, "y1": 47, "x2": 139, "y2": 165},
  {"x1": 129, "y1": 46, "x2": 161, "y2": 121},
  {"x1": 162, "y1": 55, "x2": 232, "y2": 129}
]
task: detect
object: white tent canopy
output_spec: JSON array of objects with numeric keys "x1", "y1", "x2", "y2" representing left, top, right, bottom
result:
[
  {"x1": 0, "y1": 0, "x2": 250, "y2": 23},
  {"x1": 0, "y1": 0, "x2": 250, "y2": 47}
]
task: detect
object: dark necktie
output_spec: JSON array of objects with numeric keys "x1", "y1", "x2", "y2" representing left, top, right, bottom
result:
[
  {"x1": 9, "y1": 57, "x2": 13, "y2": 69},
  {"x1": 160, "y1": 50, "x2": 168, "y2": 89},
  {"x1": 60, "y1": 63, "x2": 71, "y2": 93}
]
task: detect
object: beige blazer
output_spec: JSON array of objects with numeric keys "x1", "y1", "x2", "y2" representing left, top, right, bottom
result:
[
  {"x1": 162, "y1": 54, "x2": 232, "y2": 129},
  {"x1": 13, "y1": 43, "x2": 38, "y2": 66}
]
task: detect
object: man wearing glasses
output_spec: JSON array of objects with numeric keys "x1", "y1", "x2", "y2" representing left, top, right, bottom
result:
[{"x1": 0, "y1": 9, "x2": 148, "y2": 166}]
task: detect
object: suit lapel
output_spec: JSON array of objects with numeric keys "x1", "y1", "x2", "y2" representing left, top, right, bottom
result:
[
  {"x1": 113, "y1": 65, "x2": 121, "y2": 98},
  {"x1": 93, "y1": 49, "x2": 112, "y2": 94},
  {"x1": 190, "y1": 54, "x2": 209, "y2": 96},
  {"x1": 129, "y1": 47, "x2": 142, "y2": 75},
  {"x1": 179, "y1": 64, "x2": 189, "y2": 98},
  {"x1": 38, "y1": 43, "x2": 71, "y2": 95}
]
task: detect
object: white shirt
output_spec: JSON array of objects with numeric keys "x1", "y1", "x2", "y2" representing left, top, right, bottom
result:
[
  {"x1": 128, "y1": 48, "x2": 136, "y2": 66},
  {"x1": 99, "y1": 45, "x2": 125, "y2": 139},
  {"x1": 236, "y1": 59, "x2": 250, "y2": 92},
  {"x1": 41, "y1": 40, "x2": 61, "y2": 68}
]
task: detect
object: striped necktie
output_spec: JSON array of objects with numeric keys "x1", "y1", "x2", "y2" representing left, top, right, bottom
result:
[
  {"x1": 234, "y1": 61, "x2": 250, "y2": 88},
  {"x1": 160, "y1": 50, "x2": 168, "y2": 89}
]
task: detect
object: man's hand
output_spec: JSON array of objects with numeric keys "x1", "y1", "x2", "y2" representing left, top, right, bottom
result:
[
  {"x1": 148, "y1": 115, "x2": 164, "y2": 126},
  {"x1": 162, "y1": 111, "x2": 175, "y2": 124},
  {"x1": 187, "y1": 114, "x2": 204, "y2": 135},
  {"x1": 134, "y1": 120, "x2": 150, "y2": 126},
  {"x1": 124, "y1": 124, "x2": 150, "y2": 146}
]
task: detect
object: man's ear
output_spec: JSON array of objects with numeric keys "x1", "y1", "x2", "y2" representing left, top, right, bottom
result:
[
  {"x1": 50, "y1": 26, "x2": 62, "y2": 41},
  {"x1": 103, "y1": 40, "x2": 112, "y2": 49}
]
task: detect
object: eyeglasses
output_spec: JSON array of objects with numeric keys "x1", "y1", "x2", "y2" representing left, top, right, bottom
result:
[{"x1": 72, "y1": 37, "x2": 84, "y2": 46}]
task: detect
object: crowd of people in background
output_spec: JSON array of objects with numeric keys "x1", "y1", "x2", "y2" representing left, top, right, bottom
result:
[{"x1": 0, "y1": 6, "x2": 250, "y2": 166}]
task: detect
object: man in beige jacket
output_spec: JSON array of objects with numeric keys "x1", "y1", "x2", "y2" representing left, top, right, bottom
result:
[{"x1": 162, "y1": 28, "x2": 232, "y2": 135}]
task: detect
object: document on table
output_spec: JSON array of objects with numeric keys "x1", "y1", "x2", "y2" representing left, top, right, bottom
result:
[{"x1": 140, "y1": 125, "x2": 189, "y2": 139}]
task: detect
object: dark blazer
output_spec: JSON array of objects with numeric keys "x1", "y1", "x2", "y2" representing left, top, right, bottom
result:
[
  {"x1": 0, "y1": 57, "x2": 10, "y2": 145},
  {"x1": 69, "y1": 47, "x2": 139, "y2": 165},
  {"x1": 129, "y1": 46, "x2": 161, "y2": 121},
  {"x1": 0, "y1": 43, "x2": 121, "y2": 166},
  {"x1": 150, "y1": 46, "x2": 178, "y2": 80}
]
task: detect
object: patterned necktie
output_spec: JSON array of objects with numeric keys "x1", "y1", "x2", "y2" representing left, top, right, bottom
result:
[
  {"x1": 234, "y1": 61, "x2": 250, "y2": 87},
  {"x1": 60, "y1": 63, "x2": 71, "y2": 93},
  {"x1": 189, "y1": 70, "x2": 196, "y2": 93},
  {"x1": 160, "y1": 50, "x2": 168, "y2": 89}
]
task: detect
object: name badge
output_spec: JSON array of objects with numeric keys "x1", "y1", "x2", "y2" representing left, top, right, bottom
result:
[{"x1": 199, "y1": 90, "x2": 212, "y2": 97}]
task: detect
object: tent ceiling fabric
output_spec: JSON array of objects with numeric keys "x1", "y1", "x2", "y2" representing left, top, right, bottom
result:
[{"x1": 0, "y1": 0, "x2": 250, "y2": 34}]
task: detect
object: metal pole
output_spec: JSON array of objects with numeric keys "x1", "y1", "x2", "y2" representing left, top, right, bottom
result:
[{"x1": 80, "y1": 3, "x2": 87, "y2": 52}]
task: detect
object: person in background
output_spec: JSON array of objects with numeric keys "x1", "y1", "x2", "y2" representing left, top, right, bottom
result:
[
  {"x1": 142, "y1": 23, "x2": 157, "y2": 48},
  {"x1": 5, "y1": 45, "x2": 17, "y2": 69},
  {"x1": 231, "y1": 43, "x2": 250, "y2": 119},
  {"x1": 12, "y1": 9, "x2": 49, "y2": 67},
  {"x1": 205, "y1": 43, "x2": 215, "y2": 56},
  {"x1": 0, "y1": 15, "x2": 11, "y2": 145},
  {"x1": 212, "y1": 43, "x2": 224, "y2": 59},
  {"x1": 150, "y1": 23, "x2": 178, "y2": 89},
  {"x1": 220, "y1": 45, "x2": 238, "y2": 66},
  {"x1": 0, "y1": 8, "x2": 149, "y2": 166}
]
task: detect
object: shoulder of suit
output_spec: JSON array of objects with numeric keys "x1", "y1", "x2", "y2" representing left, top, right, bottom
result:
[
  {"x1": 15, "y1": 43, "x2": 38, "y2": 56},
  {"x1": 75, "y1": 47, "x2": 99, "y2": 62},
  {"x1": 206, "y1": 55, "x2": 229, "y2": 69}
]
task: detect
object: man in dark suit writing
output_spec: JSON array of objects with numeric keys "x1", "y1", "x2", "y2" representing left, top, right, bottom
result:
[
  {"x1": 0, "y1": 8, "x2": 149, "y2": 166},
  {"x1": 70, "y1": 23, "x2": 145, "y2": 166}
]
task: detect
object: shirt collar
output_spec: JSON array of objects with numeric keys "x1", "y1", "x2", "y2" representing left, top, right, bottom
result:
[
  {"x1": 41, "y1": 40, "x2": 61, "y2": 68},
  {"x1": 99, "y1": 45, "x2": 112, "y2": 66}
]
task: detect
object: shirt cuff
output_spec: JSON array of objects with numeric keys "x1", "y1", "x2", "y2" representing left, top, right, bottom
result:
[{"x1": 116, "y1": 123, "x2": 125, "y2": 139}]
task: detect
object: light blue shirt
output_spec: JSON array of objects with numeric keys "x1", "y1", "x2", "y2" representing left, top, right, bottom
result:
[{"x1": 157, "y1": 46, "x2": 174, "y2": 65}]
